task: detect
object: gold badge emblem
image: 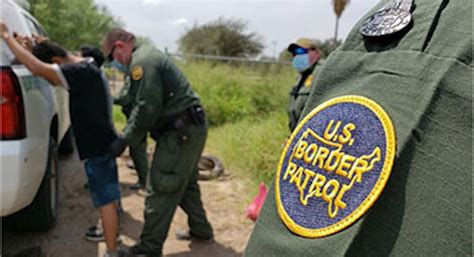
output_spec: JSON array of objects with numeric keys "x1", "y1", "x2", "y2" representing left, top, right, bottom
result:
[
  {"x1": 304, "y1": 75, "x2": 313, "y2": 88},
  {"x1": 131, "y1": 65, "x2": 144, "y2": 81}
]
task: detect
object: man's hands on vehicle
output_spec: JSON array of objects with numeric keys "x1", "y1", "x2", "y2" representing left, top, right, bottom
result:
[{"x1": 1, "y1": 21, "x2": 10, "y2": 40}]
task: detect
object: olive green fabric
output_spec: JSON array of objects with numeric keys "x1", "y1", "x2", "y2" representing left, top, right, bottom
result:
[
  {"x1": 288, "y1": 60, "x2": 324, "y2": 131},
  {"x1": 128, "y1": 137, "x2": 148, "y2": 186},
  {"x1": 122, "y1": 42, "x2": 212, "y2": 254},
  {"x1": 140, "y1": 123, "x2": 213, "y2": 253},
  {"x1": 123, "y1": 42, "x2": 200, "y2": 146},
  {"x1": 114, "y1": 77, "x2": 148, "y2": 186},
  {"x1": 245, "y1": 0, "x2": 472, "y2": 256}
]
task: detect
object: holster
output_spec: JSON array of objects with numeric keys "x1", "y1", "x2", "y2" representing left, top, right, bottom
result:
[
  {"x1": 188, "y1": 105, "x2": 206, "y2": 125},
  {"x1": 151, "y1": 105, "x2": 206, "y2": 143}
]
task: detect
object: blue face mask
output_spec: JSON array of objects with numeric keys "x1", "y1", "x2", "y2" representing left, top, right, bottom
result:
[
  {"x1": 292, "y1": 54, "x2": 310, "y2": 72},
  {"x1": 110, "y1": 60, "x2": 128, "y2": 74}
]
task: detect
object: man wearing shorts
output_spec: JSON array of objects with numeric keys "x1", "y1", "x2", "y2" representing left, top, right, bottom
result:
[{"x1": 1, "y1": 22, "x2": 125, "y2": 257}]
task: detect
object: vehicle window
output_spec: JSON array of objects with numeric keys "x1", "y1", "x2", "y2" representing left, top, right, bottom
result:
[
  {"x1": 23, "y1": 14, "x2": 47, "y2": 37},
  {"x1": 34, "y1": 23, "x2": 47, "y2": 37},
  {"x1": 24, "y1": 15, "x2": 39, "y2": 35},
  {"x1": 1, "y1": 2, "x2": 31, "y2": 65}
]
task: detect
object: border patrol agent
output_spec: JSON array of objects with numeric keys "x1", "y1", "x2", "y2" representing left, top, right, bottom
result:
[
  {"x1": 102, "y1": 29, "x2": 213, "y2": 257},
  {"x1": 287, "y1": 38, "x2": 322, "y2": 132},
  {"x1": 114, "y1": 75, "x2": 148, "y2": 190},
  {"x1": 245, "y1": 0, "x2": 472, "y2": 256}
]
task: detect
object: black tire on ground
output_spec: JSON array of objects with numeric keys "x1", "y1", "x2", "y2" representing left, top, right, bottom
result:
[
  {"x1": 5, "y1": 138, "x2": 59, "y2": 231},
  {"x1": 58, "y1": 127, "x2": 74, "y2": 155},
  {"x1": 198, "y1": 155, "x2": 224, "y2": 181}
]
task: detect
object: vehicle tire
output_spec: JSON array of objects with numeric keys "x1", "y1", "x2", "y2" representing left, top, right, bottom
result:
[
  {"x1": 58, "y1": 127, "x2": 74, "y2": 155},
  {"x1": 5, "y1": 138, "x2": 59, "y2": 231},
  {"x1": 198, "y1": 155, "x2": 224, "y2": 181}
]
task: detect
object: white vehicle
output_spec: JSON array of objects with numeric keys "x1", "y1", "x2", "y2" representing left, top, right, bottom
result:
[{"x1": 1, "y1": 0, "x2": 72, "y2": 230}]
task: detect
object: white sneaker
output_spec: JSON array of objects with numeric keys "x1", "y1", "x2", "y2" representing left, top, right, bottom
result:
[{"x1": 103, "y1": 249, "x2": 127, "y2": 257}]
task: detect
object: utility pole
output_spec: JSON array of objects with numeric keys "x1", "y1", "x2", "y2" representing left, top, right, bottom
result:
[{"x1": 271, "y1": 40, "x2": 277, "y2": 60}]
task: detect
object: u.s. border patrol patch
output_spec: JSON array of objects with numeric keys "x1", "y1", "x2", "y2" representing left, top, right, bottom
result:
[{"x1": 276, "y1": 95, "x2": 396, "y2": 238}]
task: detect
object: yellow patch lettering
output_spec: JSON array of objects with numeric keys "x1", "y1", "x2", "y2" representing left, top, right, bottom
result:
[
  {"x1": 322, "y1": 179, "x2": 340, "y2": 203},
  {"x1": 310, "y1": 173, "x2": 326, "y2": 198},
  {"x1": 323, "y1": 120, "x2": 341, "y2": 141},
  {"x1": 339, "y1": 123, "x2": 356, "y2": 144},
  {"x1": 335, "y1": 154, "x2": 356, "y2": 177},
  {"x1": 313, "y1": 146, "x2": 330, "y2": 169},
  {"x1": 303, "y1": 143, "x2": 318, "y2": 164},
  {"x1": 334, "y1": 183, "x2": 351, "y2": 210},
  {"x1": 293, "y1": 140, "x2": 308, "y2": 160},
  {"x1": 323, "y1": 150, "x2": 343, "y2": 173},
  {"x1": 289, "y1": 166, "x2": 304, "y2": 186},
  {"x1": 301, "y1": 169, "x2": 316, "y2": 190},
  {"x1": 284, "y1": 162, "x2": 297, "y2": 180}
]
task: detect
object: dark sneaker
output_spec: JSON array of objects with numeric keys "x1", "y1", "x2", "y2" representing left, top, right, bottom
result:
[
  {"x1": 85, "y1": 225, "x2": 104, "y2": 242},
  {"x1": 85, "y1": 225, "x2": 122, "y2": 243},
  {"x1": 125, "y1": 245, "x2": 161, "y2": 257},
  {"x1": 175, "y1": 230, "x2": 214, "y2": 244}
]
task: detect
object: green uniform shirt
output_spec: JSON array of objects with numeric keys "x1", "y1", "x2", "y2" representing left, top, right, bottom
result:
[
  {"x1": 288, "y1": 60, "x2": 324, "y2": 131},
  {"x1": 245, "y1": 0, "x2": 472, "y2": 256},
  {"x1": 124, "y1": 42, "x2": 201, "y2": 146}
]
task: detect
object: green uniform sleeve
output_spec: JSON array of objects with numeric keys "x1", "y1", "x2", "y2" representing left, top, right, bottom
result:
[
  {"x1": 289, "y1": 60, "x2": 325, "y2": 131},
  {"x1": 124, "y1": 60, "x2": 163, "y2": 146}
]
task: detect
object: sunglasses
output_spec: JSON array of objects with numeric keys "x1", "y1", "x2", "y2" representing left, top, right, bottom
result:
[
  {"x1": 292, "y1": 47, "x2": 308, "y2": 56},
  {"x1": 106, "y1": 45, "x2": 116, "y2": 62}
]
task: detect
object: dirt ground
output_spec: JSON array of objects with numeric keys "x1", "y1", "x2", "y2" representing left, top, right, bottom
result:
[{"x1": 2, "y1": 149, "x2": 255, "y2": 257}]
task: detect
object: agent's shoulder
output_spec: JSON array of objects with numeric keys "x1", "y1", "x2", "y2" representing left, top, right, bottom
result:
[{"x1": 135, "y1": 43, "x2": 165, "y2": 58}]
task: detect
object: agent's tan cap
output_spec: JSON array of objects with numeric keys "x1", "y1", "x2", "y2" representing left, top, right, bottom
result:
[{"x1": 287, "y1": 38, "x2": 317, "y2": 53}]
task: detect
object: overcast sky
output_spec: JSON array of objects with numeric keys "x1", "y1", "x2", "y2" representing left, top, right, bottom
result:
[{"x1": 95, "y1": 0, "x2": 380, "y2": 56}]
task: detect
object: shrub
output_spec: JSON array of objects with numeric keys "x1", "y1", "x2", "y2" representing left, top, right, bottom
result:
[
  {"x1": 180, "y1": 61, "x2": 294, "y2": 127},
  {"x1": 206, "y1": 111, "x2": 289, "y2": 188}
]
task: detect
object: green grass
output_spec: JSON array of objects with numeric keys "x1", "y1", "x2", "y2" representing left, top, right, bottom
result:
[
  {"x1": 206, "y1": 111, "x2": 289, "y2": 188},
  {"x1": 113, "y1": 105, "x2": 127, "y2": 131},
  {"x1": 180, "y1": 61, "x2": 294, "y2": 127}
]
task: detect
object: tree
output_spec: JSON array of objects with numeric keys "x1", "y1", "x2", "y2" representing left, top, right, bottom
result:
[
  {"x1": 315, "y1": 38, "x2": 342, "y2": 58},
  {"x1": 178, "y1": 17, "x2": 264, "y2": 58},
  {"x1": 28, "y1": 0, "x2": 122, "y2": 50},
  {"x1": 136, "y1": 36, "x2": 154, "y2": 47},
  {"x1": 332, "y1": 0, "x2": 350, "y2": 42}
]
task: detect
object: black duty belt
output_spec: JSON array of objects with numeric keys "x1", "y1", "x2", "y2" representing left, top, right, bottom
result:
[{"x1": 151, "y1": 105, "x2": 206, "y2": 142}]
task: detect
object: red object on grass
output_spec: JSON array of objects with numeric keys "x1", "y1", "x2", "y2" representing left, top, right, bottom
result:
[{"x1": 246, "y1": 182, "x2": 268, "y2": 222}]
